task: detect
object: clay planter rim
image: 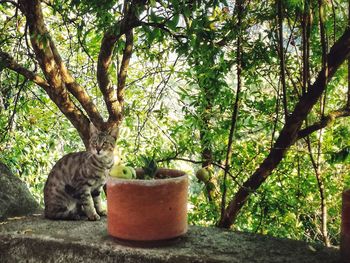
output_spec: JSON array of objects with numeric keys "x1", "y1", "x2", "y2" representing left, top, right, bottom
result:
[{"x1": 107, "y1": 168, "x2": 187, "y2": 184}]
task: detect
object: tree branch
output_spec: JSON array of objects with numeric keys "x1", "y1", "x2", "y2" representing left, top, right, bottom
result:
[
  {"x1": 297, "y1": 108, "x2": 350, "y2": 139},
  {"x1": 107, "y1": 28, "x2": 134, "y2": 126},
  {"x1": 139, "y1": 21, "x2": 186, "y2": 42},
  {"x1": 318, "y1": 0, "x2": 328, "y2": 120},
  {"x1": 1, "y1": 76, "x2": 27, "y2": 143},
  {"x1": 220, "y1": 0, "x2": 243, "y2": 224},
  {"x1": 218, "y1": 27, "x2": 350, "y2": 228},
  {"x1": 48, "y1": 39, "x2": 105, "y2": 127},
  {"x1": 0, "y1": 51, "x2": 50, "y2": 90},
  {"x1": 97, "y1": 31, "x2": 121, "y2": 121},
  {"x1": 18, "y1": 0, "x2": 91, "y2": 147},
  {"x1": 97, "y1": 0, "x2": 144, "y2": 127},
  {"x1": 118, "y1": 30, "x2": 133, "y2": 91}
]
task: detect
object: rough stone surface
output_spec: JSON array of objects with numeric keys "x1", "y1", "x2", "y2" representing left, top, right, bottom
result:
[
  {"x1": 0, "y1": 162, "x2": 42, "y2": 220},
  {"x1": 0, "y1": 215, "x2": 340, "y2": 263}
]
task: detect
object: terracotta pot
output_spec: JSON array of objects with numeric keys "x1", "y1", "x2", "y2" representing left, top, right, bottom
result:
[
  {"x1": 107, "y1": 168, "x2": 188, "y2": 241},
  {"x1": 341, "y1": 189, "x2": 350, "y2": 263}
]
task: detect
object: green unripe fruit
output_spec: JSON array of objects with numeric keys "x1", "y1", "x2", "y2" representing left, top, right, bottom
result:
[
  {"x1": 110, "y1": 165, "x2": 136, "y2": 179},
  {"x1": 206, "y1": 181, "x2": 215, "y2": 192},
  {"x1": 196, "y1": 168, "x2": 211, "y2": 183}
]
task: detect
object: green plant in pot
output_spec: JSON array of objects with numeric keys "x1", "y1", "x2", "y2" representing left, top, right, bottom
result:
[
  {"x1": 137, "y1": 155, "x2": 158, "y2": 179},
  {"x1": 109, "y1": 155, "x2": 176, "y2": 180}
]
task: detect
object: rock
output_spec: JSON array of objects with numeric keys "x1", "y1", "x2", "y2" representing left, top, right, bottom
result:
[
  {"x1": 0, "y1": 162, "x2": 41, "y2": 220},
  {"x1": 0, "y1": 216, "x2": 341, "y2": 263}
]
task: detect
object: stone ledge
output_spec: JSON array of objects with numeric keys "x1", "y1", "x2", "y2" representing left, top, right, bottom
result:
[{"x1": 0, "y1": 215, "x2": 340, "y2": 263}]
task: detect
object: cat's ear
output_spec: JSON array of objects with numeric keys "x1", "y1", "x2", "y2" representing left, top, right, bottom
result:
[
  {"x1": 89, "y1": 122, "x2": 99, "y2": 136},
  {"x1": 108, "y1": 125, "x2": 119, "y2": 140}
]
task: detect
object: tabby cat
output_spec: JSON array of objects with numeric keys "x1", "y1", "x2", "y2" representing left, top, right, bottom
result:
[{"x1": 44, "y1": 123, "x2": 118, "y2": 220}]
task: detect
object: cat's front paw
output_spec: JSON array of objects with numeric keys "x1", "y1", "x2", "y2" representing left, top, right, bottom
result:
[
  {"x1": 97, "y1": 209, "x2": 107, "y2": 217},
  {"x1": 87, "y1": 213, "x2": 100, "y2": 221}
]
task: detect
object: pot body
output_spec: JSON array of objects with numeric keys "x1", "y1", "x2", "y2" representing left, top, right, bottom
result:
[
  {"x1": 341, "y1": 189, "x2": 350, "y2": 263},
  {"x1": 107, "y1": 168, "x2": 188, "y2": 241}
]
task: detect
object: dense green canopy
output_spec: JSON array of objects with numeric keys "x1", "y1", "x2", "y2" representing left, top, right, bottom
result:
[{"x1": 1, "y1": 0, "x2": 350, "y2": 246}]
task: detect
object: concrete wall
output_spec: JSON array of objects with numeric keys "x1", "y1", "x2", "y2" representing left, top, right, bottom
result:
[{"x1": 0, "y1": 216, "x2": 340, "y2": 263}]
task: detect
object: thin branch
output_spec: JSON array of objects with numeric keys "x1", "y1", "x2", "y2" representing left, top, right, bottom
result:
[
  {"x1": 270, "y1": 78, "x2": 281, "y2": 149},
  {"x1": 318, "y1": 0, "x2": 328, "y2": 121},
  {"x1": 48, "y1": 38, "x2": 104, "y2": 126},
  {"x1": 1, "y1": 76, "x2": 27, "y2": 143},
  {"x1": 97, "y1": 30, "x2": 122, "y2": 120},
  {"x1": 302, "y1": 0, "x2": 311, "y2": 94},
  {"x1": 330, "y1": 0, "x2": 337, "y2": 44},
  {"x1": 134, "y1": 58, "x2": 179, "y2": 154},
  {"x1": 285, "y1": 66, "x2": 301, "y2": 98},
  {"x1": 277, "y1": 0, "x2": 288, "y2": 119},
  {"x1": 0, "y1": 0, "x2": 20, "y2": 9},
  {"x1": 139, "y1": 21, "x2": 186, "y2": 42},
  {"x1": 113, "y1": 29, "x2": 134, "y2": 124},
  {"x1": 27, "y1": 89, "x2": 58, "y2": 115},
  {"x1": 220, "y1": 0, "x2": 243, "y2": 223},
  {"x1": 126, "y1": 68, "x2": 175, "y2": 88},
  {"x1": 297, "y1": 108, "x2": 350, "y2": 140},
  {"x1": 318, "y1": 0, "x2": 328, "y2": 79},
  {"x1": 0, "y1": 51, "x2": 50, "y2": 89},
  {"x1": 158, "y1": 155, "x2": 248, "y2": 191},
  {"x1": 305, "y1": 133, "x2": 330, "y2": 246},
  {"x1": 24, "y1": 22, "x2": 37, "y2": 68}
]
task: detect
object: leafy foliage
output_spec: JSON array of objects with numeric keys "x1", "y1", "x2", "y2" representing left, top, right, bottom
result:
[
  {"x1": 1, "y1": 0, "x2": 350, "y2": 247},
  {"x1": 138, "y1": 155, "x2": 158, "y2": 179}
]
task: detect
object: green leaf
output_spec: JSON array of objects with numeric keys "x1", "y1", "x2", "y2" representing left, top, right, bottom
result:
[{"x1": 167, "y1": 14, "x2": 180, "y2": 31}]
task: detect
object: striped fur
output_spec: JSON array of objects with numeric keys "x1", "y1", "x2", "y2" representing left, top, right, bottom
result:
[{"x1": 44, "y1": 124, "x2": 118, "y2": 221}]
